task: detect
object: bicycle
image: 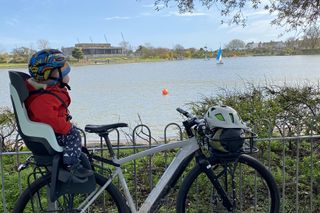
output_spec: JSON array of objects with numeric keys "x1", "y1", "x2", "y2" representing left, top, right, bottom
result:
[{"x1": 9, "y1": 71, "x2": 280, "y2": 212}]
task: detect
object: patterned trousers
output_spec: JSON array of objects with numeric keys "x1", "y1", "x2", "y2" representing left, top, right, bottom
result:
[{"x1": 56, "y1": 126, "x2": 82, "y2": 165}]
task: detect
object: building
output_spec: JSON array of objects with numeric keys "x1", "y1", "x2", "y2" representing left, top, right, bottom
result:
[
  {"x1": 62, "y1": 43, "x2": 124, "y2": 57},
  {"x1": 245, "y1": 41, "x2": 286, "y2": 50},
  {"x1": 246, "y1": 42, "x2": 259, "y2": 49}
]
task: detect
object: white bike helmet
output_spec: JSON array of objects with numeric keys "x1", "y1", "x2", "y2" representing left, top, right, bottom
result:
[
  {"x1": 204, "y1": 105, "x2": 247, "y2": 129},
  {"x1": 204, "y1": 106, "x2": 247, "y2": 153}
]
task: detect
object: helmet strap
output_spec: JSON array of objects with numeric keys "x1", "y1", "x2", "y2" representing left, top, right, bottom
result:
[{"x1": 58, "y1": 68, "x2": 71, "y2": 90}]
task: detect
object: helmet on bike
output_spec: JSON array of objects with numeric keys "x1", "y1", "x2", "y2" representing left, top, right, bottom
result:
[
  {"x1": 204, "y1": 105, "x2": 246, "y2": 129},
  {"x1": 208, "y1": 128, "x2": 245, "y2": 153},
  {"x1": 28, "y1": 49, "x2": 69, "y2": 81},
  {"x1": 204, "y1": 106, "x2": 247, "y2": 153}
]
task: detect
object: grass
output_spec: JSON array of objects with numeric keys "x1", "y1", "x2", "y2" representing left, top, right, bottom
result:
[{"x1": 0, "y1": 63, "x2": 27, "y2": 69}]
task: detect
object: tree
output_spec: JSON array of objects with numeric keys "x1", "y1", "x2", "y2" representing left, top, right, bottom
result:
[
  {"x1": 154, "y1": 0, "x2": 320, "y2": 32},
  {"x1": 134, "y1": 43, "x2": 156, "y2": 58},
  {"x1": 226, "y1": 39, "x2": 245, "y2": 50},
  {"x1": 154, "y1": 48, "x2": 171, "y2": 59},
  {"x1": 0, "y1": 53, "x2": 9, "y2": 63},
  {"x1": 285, "y1": 37, "x2": 298, "y2": 49},
  {"x1": 173, "y1": 44, "x2": 184, "y2": 59},
  {"x1": 72, "y1": 48, "x2": 84, "y2": 61},
  {"x1": 11, "y1": 47, "x2": 35, "y2": 63},
  {"x1": 37, "y1": 39, "x2": 50, "y2": 50},
  {"x1": 0, "y1": 107, "x2": 22, "y2": 152},
  {"x1": 301, "y1": 25, "x2": 320, "y2": 49}
]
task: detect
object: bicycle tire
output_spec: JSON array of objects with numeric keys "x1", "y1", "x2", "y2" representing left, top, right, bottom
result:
[
  {"x1": 13, "y1": 173, "x2": 130, "y2": 213},
  {"x1": 176, "y1": 154, "x2": 280, "y2": 213}
]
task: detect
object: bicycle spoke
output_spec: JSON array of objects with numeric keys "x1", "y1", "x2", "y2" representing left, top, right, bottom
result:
[{"x1": 14, "y1": 174, "x2": 129, "y2": 213}]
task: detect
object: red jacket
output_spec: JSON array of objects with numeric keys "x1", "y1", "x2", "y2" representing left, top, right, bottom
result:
[{"x1": 25, "y1": 81, "x2": 72, "y2": 135}]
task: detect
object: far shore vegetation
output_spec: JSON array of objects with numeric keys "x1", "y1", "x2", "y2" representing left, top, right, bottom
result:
[{"x1": 1, "y1": 27, "x2": 320, "y2": 69}]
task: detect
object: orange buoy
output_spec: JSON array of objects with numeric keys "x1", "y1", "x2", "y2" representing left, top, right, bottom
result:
[{"x1": 162, "y1": 88, "x2": 169, "y2": 95}]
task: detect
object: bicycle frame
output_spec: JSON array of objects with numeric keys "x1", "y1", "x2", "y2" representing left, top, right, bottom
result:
[{"x1": 80, "y1": 137, "x2": 200, "y2": 213}]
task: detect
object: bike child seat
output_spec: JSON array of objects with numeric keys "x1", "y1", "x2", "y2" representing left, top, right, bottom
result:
[
  {"x1": 9, "y1": 71, "x2": 63, "y2": 160},
  {"x1": 9, "y1": 71, "x2": 96, "y2": 201}
]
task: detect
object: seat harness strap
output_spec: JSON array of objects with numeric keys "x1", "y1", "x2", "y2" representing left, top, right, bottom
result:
[{"x1": 29, "y1": 89, "x2": 72, "y2": 121}]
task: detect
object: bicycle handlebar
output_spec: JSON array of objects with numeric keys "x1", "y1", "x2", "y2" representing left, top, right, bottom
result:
[
  {"x1": 176, "y1": 107, "x2": 192, "y2": 118},
  {"x1": 176, "y1": 107, "x2": 205, "y2": 137},
  {"x1": 176, "y1": 107, "x2": 202, "y2": 123}
]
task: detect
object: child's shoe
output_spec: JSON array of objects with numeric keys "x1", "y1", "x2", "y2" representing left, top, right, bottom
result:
[{"x1": 66, "y1": 163, "x2": 94, "y2": 179}]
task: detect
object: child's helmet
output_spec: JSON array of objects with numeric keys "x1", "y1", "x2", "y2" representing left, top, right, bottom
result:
[
  {"x1": 28, "y1": 49, "x2": 68, "y2": 82},
  {"x1": 204, "y1": 105, "x2": 246, "y2": 129}
]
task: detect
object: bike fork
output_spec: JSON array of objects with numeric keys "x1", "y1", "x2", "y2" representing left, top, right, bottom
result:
[{"x1": 197, "y1": 156, "x2": 234, "y2": 212}]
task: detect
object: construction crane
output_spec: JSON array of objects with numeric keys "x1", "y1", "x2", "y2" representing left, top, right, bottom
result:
[
  {"x1": 121, "y1": 32, "x2": 127, "y2": 55},
  {"x1": 104, "y1": 34, "x2": 108, "y2": 44},
  {"x1": 121, "y1": 32, "x2": 125, "y2": 43}
]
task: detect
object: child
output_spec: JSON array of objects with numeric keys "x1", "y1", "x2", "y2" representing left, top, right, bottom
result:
[{"x1": 25, "y1": 49, "x2": 93, "y2": 179}]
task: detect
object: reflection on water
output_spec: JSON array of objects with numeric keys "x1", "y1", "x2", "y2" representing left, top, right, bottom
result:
[{"x1": 1, "y1": 55, "x2": 320, "y2": 140}]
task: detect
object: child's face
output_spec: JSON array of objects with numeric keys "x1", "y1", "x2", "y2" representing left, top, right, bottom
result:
[
  {"x1": 50, "y1": 66, "x2": 70, "y2": 84},
  {"x1": 63, "y1": 74, "x2": 70, "y2": 84}
]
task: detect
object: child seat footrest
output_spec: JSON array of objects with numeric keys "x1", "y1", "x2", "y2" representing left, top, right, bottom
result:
[{"x1": 58, "y1": 169, "x2": 88, "y2": 184}]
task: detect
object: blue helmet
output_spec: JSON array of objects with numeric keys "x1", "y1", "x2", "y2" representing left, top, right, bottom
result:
[{"x1": 28, "y1": 49, "x2": 68, "y2": 81}]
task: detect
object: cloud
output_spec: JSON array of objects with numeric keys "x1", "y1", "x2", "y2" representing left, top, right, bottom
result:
[
  {"x1": 104, "y1": 16, "x2": 131, "y2": 21},
  {"x1": 142, "y1": 4, "x2": 155, "y2": 8},
  {"x1": 140, "y1": 12, "x2": 153, "y2": 17},
  {"x1": 228, "y1": 19, "x2": 271, "y2": 33},
  {"x1": 167, "y1": 11, "x2": 209, "y2": 17},
  {"x1": 5, "y1": 18, "x2": 19, "y2": 26},
  {"x1": 0, "y1": 37, "x2": 30, "y2": 44},
  {"x1": 226, "y1": 18, "x2": 285, "y2": 42},
  {"x1": 245, "y1": 10, "x2": 270, "y2": 17}
]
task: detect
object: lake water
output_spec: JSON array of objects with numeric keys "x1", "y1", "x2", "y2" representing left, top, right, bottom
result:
[{"x1": 1, "y1": 55, "x2": 320, "y2": 140}]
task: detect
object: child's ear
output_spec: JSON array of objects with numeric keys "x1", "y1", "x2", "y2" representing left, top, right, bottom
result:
[{"x1": 49, "y1": 69, "x2": 60, "y2": 78}]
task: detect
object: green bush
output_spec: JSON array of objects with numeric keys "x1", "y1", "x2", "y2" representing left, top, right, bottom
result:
[{"x1": 188, "y1": 82, "x2": 320, "y2": 211}]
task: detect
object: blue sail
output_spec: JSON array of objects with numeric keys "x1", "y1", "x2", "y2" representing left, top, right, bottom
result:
[{"x1": 216, "y1": 47, "x2": 223, "y2": 64}]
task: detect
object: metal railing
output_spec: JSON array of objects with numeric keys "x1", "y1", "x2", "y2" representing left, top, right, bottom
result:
[{"x1": 1, "y1": 122, "x2": 320, "y2": 212}]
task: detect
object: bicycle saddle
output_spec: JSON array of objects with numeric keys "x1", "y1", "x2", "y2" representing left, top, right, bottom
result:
[{"x1": 85, "y1": 123, "x2": 128, "y2": 134}]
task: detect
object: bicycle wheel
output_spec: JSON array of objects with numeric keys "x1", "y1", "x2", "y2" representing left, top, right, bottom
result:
[
  {"x1": 14, "y1": 173, "x2": 130, "y2": 213},
  {"x1": 176, "y1": 154, "x2": 280, "y2": 213}
]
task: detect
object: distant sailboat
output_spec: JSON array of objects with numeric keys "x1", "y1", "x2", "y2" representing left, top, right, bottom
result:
[{"x1": 216, "y1": 47, "x2": 223, "y2": 64}]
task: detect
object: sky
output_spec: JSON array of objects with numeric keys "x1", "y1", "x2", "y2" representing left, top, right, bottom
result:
[{"x1": 0, "y1": 0, "x2": 295, "y2": 52}]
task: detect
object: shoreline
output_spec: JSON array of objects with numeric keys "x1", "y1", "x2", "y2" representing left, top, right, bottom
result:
[
  {"x1": 1, "y1": 54, "x2": 320, "y2": 70},
  {"x1": 0, "y1": 58, "x2": 169, "y2": 70}
]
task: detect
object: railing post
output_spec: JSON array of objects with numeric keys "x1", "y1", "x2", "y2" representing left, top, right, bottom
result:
[
  {"x1": 255, "y1": 119, "x2": 273, "y2": 170},
  {"x1": 15, "y1": 134, "x2": 22, "y2": 195},
  {"x1": 164, "y1": 122, "x2": 182, "y2": 166},
  {"x1": 310, "y1": 117, "x2": 316, "y2": 213},
  {"x1": 163, "y1": 122, "x2": 182, "y2": 210},
  {"x1": 132, "y1": 124, "x2": 152, "y2": 206},
  {"x1": 281, "y1": 120, "x2": 286, "y2": 213},
  {"x1": 0, "y1": 134, "x2": 7, "y2": 213},
  {"x1": 295, "y1": 124, "x2": 301, "y2": 213}
]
